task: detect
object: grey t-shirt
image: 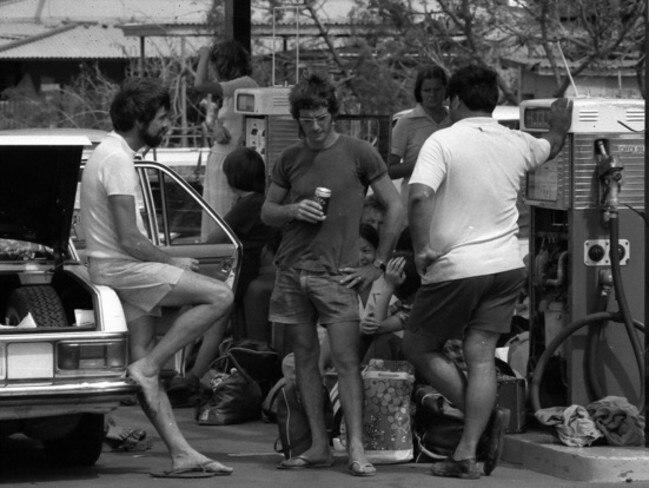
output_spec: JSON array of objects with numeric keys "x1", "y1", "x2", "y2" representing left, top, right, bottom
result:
[{"x1": 272, "y1": 134, "x2": 387, "y2": 273}]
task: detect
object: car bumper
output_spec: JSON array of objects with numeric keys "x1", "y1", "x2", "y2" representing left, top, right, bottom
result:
[{"x1": 0, "y1": 379, "x2": 139, "y2": 420}]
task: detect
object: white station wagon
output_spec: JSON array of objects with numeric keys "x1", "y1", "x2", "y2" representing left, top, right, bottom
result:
[{"x1": 0, "y1": 131, "x2": 241, "y2": 466}]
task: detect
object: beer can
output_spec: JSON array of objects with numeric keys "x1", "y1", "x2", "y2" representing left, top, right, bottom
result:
[{"x1": 314, "y1": 187, "x2": 331, "y2": 215}]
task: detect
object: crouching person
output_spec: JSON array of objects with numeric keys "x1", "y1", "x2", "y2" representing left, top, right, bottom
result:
[{"x1": 80, "y1": 77, "x2": 234, "y2": 478}]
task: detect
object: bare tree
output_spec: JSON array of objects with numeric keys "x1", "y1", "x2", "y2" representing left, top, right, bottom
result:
[{"x1": 509, "y1": 0, "x2": 645, "y2": 97}]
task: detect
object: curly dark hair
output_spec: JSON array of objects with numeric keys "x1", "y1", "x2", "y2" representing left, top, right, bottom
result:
[
  {"x1": 288, "y1": 73, "x2": 339, "y2": 120},
  {"x1": 209, "y1": 39, "x2": 252, "y2": 81},
  {"x1": 110, "y1": 77, "x2": 170, "y2": 132}
]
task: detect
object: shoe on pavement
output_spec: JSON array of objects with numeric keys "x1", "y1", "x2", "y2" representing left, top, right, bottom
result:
[
  {"x1": 478, "y1": 407, "x2": 511, "y2": 476},
  {"x1": 429, "y1": 457, "x2": 480, "y2": 479}
]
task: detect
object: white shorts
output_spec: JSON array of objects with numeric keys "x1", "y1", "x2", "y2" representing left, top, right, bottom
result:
[{"x1": 88, "y1": 257, "x2": 184, "y2": 322}]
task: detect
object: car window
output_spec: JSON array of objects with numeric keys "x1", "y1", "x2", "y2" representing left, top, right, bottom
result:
[{"x1": 143, "y1": 166, "x2": 234, "y2": 247}]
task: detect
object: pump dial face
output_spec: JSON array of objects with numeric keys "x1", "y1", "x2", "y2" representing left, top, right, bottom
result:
[
  {"x1": 523, "y1": 107, "x2": 551, "y2": 130},
  {"x1": 527, "y1": 159, "x2": 558, "y2": 202}
]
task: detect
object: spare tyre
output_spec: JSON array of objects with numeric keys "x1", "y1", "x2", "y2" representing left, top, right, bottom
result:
[{"x1": 5, "y1": 285, "x2": 69, "y2": 328}]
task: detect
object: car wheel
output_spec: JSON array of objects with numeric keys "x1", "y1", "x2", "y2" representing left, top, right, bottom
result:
[
  {"x1": 5, "y1": 285, "x2": 69, "y2": 327},
  {"x1": 43, "y1": 413, "x2": 105, "y2": 466}
]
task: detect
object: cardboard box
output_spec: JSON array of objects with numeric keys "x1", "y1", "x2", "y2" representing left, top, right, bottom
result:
[{"x1": 496, "y1": 376, "x2": 526, "y2": 433}]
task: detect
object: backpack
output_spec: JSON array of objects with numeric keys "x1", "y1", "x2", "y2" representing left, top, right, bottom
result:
[{"x1": 273, "y1": 380, "x2": 334, "y2": 459}]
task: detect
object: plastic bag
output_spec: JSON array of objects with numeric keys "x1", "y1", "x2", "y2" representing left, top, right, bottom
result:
[{"x1": 362, "y1": 359, "x2": 415, "y2": 464}]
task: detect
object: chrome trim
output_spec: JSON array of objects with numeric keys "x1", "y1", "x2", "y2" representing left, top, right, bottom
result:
[{"x1": 0, "y1": 379, "x2": 138, "y2": 397}]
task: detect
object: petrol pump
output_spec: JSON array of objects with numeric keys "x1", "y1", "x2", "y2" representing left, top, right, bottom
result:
[
  {"x1": 522, "y1": 98, "x2": 645, "y2": 410},
  {"x1": 234, "y1": 86, "x2": 393, "y2": 177},
  {"x1": 234, "y1": 86, "x2": 300, "y2": 179}
]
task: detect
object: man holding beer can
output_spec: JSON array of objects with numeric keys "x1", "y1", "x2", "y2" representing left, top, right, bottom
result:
[{"x1": 262, "y1": 73, "x2": 403, "y2": 477}]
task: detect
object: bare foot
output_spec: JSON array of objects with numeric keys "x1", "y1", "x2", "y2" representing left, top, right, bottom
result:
[
  {"x1": 347, "y1": 444, "x2": 372, "y2": 472},
  {"x1": 172, "y1": 454, "x2": 233, "y2": 474},
  {"x1": 294, "y1": 447, "x2": 332, "y2": 464},
  {"x1": 127, "y1": 360, "x2": 162, "y2": 417}
]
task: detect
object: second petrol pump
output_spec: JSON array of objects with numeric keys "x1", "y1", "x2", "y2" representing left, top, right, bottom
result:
[{"x1": 522, "y1": 98, "x2": 645, "y2": 410}]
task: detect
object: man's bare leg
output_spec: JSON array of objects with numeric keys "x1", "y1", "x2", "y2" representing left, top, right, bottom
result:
[
  {"x1": 453, "y1": 329, "x2": 500, "y2": 461},
  {"x1": 327, "y1": 321, "x2": 373, "y2": 473},
  {"x1": 127, "y1": 271, "x2": 233, "y2": 473},
  {"x1": 403, "y1": 328, "x2": 499, "y2": 461},
  {"x1": 403, "y1": 331, "x2": 467, "y2": 410},
  {"x1": 285, "y1": 322, "x2": 331, "y2": 462},
  {"x1": 187, "y1": 314, "x2": 229, "y2": 379}
]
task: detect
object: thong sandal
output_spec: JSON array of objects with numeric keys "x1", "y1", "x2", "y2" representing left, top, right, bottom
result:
[
  {"x1": 349, "y1": 460, "x2": 376, "y2": 477},
  {"x1": 277, "y1": 454, "x2": 335, "y2": 470},
  {"x1": 150, "y1": 461, "x2": 233, "y2": 478}
]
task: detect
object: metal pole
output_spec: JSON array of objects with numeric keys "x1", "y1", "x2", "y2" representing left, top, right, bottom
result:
[
  {"x1": 644, "y1": 0, "x2": 648, "y2": 448},
  {"x1": 139, "y1": 36, "x2": 145, "y2": 76},
  {"x1": 225, "y1": 0, "x2": 251, "y2": 53}
]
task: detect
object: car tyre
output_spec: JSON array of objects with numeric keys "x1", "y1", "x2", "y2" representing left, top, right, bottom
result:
[
  {"x1": 5, "y1": 285, "x2": 68, "y2": 327},
  {"x1": 43, "y1": 413, "x2": 105, "y2": 466}
]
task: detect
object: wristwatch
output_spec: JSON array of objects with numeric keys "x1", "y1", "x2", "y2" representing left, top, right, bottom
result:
[{"x1": 372, "y1": 259, "x2": 387, "y2": 272}]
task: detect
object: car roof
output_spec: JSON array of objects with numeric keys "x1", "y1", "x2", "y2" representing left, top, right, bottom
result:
[
  {"x1": 492, "y1": 105, "x2": 520, "y2": 121},
  {"x1": 392, "y1": 105, "x2": 520, "y2": 122}
]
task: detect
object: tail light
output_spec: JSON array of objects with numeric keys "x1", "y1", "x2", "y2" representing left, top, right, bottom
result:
[{"x1": 57, "y1": 340, "x2": 127, "y2": 373}]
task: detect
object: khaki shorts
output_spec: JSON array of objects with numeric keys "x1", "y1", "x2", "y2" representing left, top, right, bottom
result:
[
  {"x1": 88, "y1": 257, "x2": 184, "y2": 322},
  {"x1": 269, "y1": 267, "x2": 358, "y2": 326}
]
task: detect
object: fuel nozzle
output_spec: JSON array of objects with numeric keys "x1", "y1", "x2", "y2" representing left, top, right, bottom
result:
[{"x1": 596, "y1": 139, "x2": 623, "y2": 222}]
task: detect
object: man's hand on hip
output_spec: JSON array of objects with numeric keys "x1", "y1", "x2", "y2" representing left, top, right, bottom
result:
[
  {"x1": 414, "y1": 246, "x2": 440, "y2": 276},
  {"x1": 340, "y1": 264, "x2": 382, "y2": 289}
]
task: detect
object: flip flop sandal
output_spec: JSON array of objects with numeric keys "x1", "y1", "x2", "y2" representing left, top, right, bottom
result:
[
  {"x1": 150, "y1": 461, "x2": 232, "y2": 478},
  {"x1": 348, "y1": 460, "x2": 376, "y2": 477},
  {"x1": 277, "y1": 454, "x2": 335, "y2": 470}
]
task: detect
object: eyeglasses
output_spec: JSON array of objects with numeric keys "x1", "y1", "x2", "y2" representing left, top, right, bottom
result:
[{"x1": 298, "y1": 112, "x2": 331, "y2": 126}]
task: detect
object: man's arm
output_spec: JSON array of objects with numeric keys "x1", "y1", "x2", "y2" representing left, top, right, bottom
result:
[
  {"x1": 541, "y1": 98, "x2": 573, "y2": 160},
  {"x1": 261, "y1": 182, "x2": 325, "y2": 226},
  {"x1": 369, "y1": 174, "x2": 404, "y2": 263},
  {"x1": 109, "y1": 195, "x2": 197, "y2": 271},
  {"x1": 387, "y1": 153, "x2": 408, "y2": 180},
  {"x1": 340, "y1": 174, "x2": 403, "y2": 289},
  {"x1": 388, "y1": 154, "x2": 419, "y2": 180},
  {"x1": 408, "y1": 182, "x2": 438, "y2": 276}
]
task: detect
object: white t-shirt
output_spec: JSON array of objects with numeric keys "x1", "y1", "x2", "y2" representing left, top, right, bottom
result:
[
  {"x1": 80, "y1": 132, "x2": 146, "y2": 260},
  {"x1": 409, "y1": 117, "x2": 550, "y2": 284}
]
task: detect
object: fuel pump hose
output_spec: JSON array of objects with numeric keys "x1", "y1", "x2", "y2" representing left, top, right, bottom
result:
[{"x1": 530, "y1": 214, "x2": 645, "y2": 412}]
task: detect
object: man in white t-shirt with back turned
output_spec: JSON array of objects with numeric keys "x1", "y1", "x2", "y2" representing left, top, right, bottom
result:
[{"x1": 403, "y1": 64, "x2": 572, "y2": 479}]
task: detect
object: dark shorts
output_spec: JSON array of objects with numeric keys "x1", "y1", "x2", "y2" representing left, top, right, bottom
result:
[
  {"x1": 406, "y1": 268, "x2": 525, "y2": 342},
  {"x1": 268, "y1": 267, "x2": 359, "y2": 326}
]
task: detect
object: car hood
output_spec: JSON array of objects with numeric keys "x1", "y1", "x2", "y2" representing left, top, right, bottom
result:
[{"x1": 0, "y1": 134, "x2": 91, "y2": 262}]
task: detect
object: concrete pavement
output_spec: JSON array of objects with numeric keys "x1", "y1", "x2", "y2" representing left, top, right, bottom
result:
[{"x1": 1, "y1": 404, "x2": 643, "y2": 487}]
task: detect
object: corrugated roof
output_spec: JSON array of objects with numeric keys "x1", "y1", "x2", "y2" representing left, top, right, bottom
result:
[
  {"x1": 0, "y1": 0, "x2": 212, "y2": 24},
  {"x1": 0, "y1": 22, "x2": 202, "y2": 59},
  {"x1": 501, "y1": 55, "x2": 640, "y2": 76},
  {"x1": 0, "y1": 21, "x2": 51, "y2": 45}
]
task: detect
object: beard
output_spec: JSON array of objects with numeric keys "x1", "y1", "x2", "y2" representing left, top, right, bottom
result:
[{"x1": 140, "y1": 124, "x2": 165, "y2": 148}]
